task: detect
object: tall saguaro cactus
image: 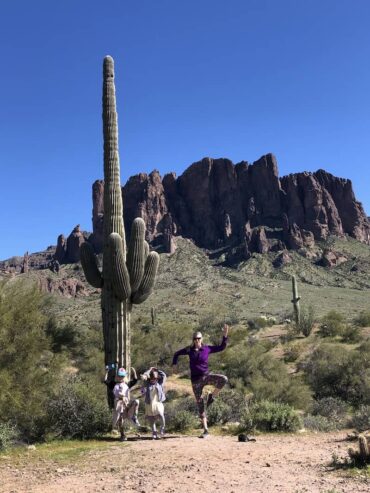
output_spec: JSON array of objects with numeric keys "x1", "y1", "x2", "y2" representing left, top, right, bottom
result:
[
  {"x1": 80, "y1": 56, "x2": 159, "y2": 377},
  {"x1": 291, "y1": 275, "x2": 301, "y2": 325}
]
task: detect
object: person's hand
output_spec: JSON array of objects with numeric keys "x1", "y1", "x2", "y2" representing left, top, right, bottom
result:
[
  {"x1": 172, "y1": 364, "x2": 178, "y2": 375},
  {"x1": 223, "y1": 324, "x2": 229, "y2": 337}
]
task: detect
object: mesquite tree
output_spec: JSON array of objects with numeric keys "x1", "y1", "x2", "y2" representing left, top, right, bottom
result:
[{"x1": 80, "y1": 56, "x2": 159, "y2": 378}]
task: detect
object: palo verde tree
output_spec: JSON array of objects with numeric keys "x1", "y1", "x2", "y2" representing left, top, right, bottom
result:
[{"x1": 80, "y1": 56, "x2": 159, "y2": 378}]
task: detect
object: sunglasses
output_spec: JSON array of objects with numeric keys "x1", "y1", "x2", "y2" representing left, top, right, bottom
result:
[{"x1": 193, "y1": 337, "x2": 202, "y2": 340}]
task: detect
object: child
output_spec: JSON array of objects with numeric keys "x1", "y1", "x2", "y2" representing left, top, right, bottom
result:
[
  {"x1": 112, "y1": 367, "x2": 141, "y2": 441},
  {"x1": 141, "y1": 367, "x2": 166, "y2": 439}
]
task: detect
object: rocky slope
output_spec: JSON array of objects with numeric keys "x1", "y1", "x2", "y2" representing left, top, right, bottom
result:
[{"x1": 87, "y1": 153, "x2": 369, "y2": 261}]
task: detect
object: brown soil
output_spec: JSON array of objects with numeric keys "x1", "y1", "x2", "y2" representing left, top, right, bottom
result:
[{"x1": 1, "y1": 432, "x2": 369, "y2": 493}]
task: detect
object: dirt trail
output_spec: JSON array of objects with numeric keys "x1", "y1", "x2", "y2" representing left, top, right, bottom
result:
[{"x1": 0, "y1": 432, "x2": 368, "y2": 493}]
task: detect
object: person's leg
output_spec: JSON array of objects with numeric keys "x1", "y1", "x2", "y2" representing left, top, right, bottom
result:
[
  {"x1": 204, "y1": 374, "x2": 228, "y2": 407},
  {"x1": 192, "y1": 377, "x2": 208, "y2": 437},
  {"x1": 159, "y1": 411, "x2": 166, "y2": 435},
  {"x1": 127, "y1": 399, "x2": 141, "y2": 426},
  {"x1": 147, "y1": 416, "x2": 158, "y2": 438}
]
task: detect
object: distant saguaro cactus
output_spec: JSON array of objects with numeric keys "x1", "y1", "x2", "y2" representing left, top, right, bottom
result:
[
  {"x1": 80, "y1": 56, "x2": 159, "y2": 378},
  {"x1": 291, "y1": 275, "x2": 301, "y2": 325}
]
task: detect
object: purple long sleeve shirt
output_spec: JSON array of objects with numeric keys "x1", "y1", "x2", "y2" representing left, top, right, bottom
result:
[{"x1": 172, "y1": 336, "x2": 228, "y2": 381}]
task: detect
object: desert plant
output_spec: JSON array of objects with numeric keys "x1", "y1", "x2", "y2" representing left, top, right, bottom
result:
[
  {"x1": 341, "y1": 324, "x2": 362, "y2": 343},
  {"x1": 348, "y1": 434, "x2": 370, "y2": 466},
  {"x1": 351, "y1": 405, "x2": 370, "y2": 432},
  {"x1": 239, "y1": 400, "x2": 302, "y2": 433},
  {"x1": 80, "y1": 56, "x2": 159, "y2": 379},
  {"x1": 303, "y1": 414, "x2": 337, "y2": 432},
  {"x1": 291, "y1": 275, "x2": 301, "y2": 325},
  {"x1": 283, "y1": 342, "x2": 305, "y2": 362},
  {"x1": 354, "y1": 311, "x2": 370, "y2": 328},
  {"x1": 46, "y1": 375, "x2": 111, "y2": 439},
  {"x1": 296, "y1": 305, "x2": 315, "y2": 337},
  {"x1": 319, "y1": 311, "x2": 345, "y2": 338},
  {"x1": 0, "y1": 422, "x2": 18, "y2": 451}
]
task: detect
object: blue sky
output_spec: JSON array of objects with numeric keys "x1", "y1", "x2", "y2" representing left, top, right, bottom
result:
[{"x1": 1, "y1": 0, "x2": 369, "y2": 259}]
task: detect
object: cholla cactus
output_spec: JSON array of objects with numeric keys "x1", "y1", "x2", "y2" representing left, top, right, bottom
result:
[
  {"x1": 80, "y1": 56, "x2": 159, "y2": 376},
  {"x1": 348, "y1": 434, "x2": 370, "y2": 465},
  {"x1": 291, "y1": 275, "x2": 301, "y2": 325}
]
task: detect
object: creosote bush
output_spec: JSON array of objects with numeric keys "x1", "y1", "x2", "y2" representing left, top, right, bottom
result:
[
  {"x1": 47, "y1": 375, "x2": 111, "y2": 439},
  {"x1": 0, "y1": 422, "x2": 18, "y2": 451},
  {"x1": 351, "y1": 405, "x2": 370, "y2": 432},
  {"x1": 239, "y1": 400, "x2": 302, "y2": 433},
  {"x1": 295, "y1": 305, "x2": 315, "y2": 337},
  {"x1": 354, "y1": 311, "x2": 370, "y2": 328},
  {"x1": 319, "y1": 311, "x2": 346, "y2": 338}
]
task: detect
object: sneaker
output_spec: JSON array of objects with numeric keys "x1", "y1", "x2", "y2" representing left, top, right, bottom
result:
[
  {"x1": 199, "y1": 429, "x2": 209, "y2": 439},
  {"x1": 160, "y1": 426, "x2": 165, "y2": 436},
  {"x1": 206, "y1": 393, "x2": 214, "y2": 408},
  {"x1": 131, "y1": 416, "x2": 141, "y2": 427},
  {"x1": 152, "y1": 432, "x2": 159, "y2": 440},
  {"x1": 120, "y1": 434, "x2": 127, "y2": 442}
]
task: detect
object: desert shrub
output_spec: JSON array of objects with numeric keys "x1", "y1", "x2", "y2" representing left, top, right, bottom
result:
[
  {"x1": 0, "y1": 281, "x2": 63, "y2": 441},
  {"x1": 303, "y1": 342, "x2": 370, "y2": 406},
  {"x1": 303, "y1": 414, "x2": 337, "y2": 432},
  {"x1": 46, "y1": 317, "x2": 79, "y2": 352},
  {"x1": 351, "y1": 405, "x2": 370, "y2": 432},
  {"x1": 239, "y1": 401, "x2": 302, "y2": 433},
  {"x1": 296, "y1": 306, "x2": 315, "y2": 337},
  {"x1": 206, "y1": 400, "x2": 232, "y2": 426},
  {"x1": 354, "y1": 311, "x2": 370, "y2": 328},
  {"x1": 283, "y1": 342, "x2": 305, "y2": 363},
  {"x1": 0, "y1": 422, "x2": 18, "y2": 451},
  {"x1": 312, "y1": 397, "x2": 348, "y2": 420},
  {"x1": 247, "y1": 316, "x2": 274, "y2": 331},
  {"x1": 223, "y1": 342, "x2": 312, "y2": 410},
  {"x1": 341, "y1": 324, "x2": 362, "y2": 343},
  {"x1": 319, "y1": 311, "x2": 346, "y2": 338},
  {"x1": 46, "y1": 375, "x2": 111, "y2": 439},
  {"x1": 165, "y1": 397, "x2": 198, "y2": 432},
  {"x1": 167, "y1": 410, "x2": 198, "y2": 432}
]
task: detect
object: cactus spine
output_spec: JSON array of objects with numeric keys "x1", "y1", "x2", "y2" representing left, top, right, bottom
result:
[
  {"x1": 291, "y1": 275, "x2": 301, "y2": 325},
  {"x1": 81, "y1": 56, "x2": 159, "y2": 377}
]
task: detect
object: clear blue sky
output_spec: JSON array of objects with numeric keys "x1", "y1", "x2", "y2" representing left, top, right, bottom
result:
[{"x1": 1, "y1": 0, "x2": 369, "y2": 259}]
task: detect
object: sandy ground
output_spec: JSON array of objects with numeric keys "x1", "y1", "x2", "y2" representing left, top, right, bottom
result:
[{"x1": 0, "y1": 432, "x2": 368, "y2": 493}]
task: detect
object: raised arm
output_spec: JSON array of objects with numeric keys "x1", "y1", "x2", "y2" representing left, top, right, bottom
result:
[
  {"x1": 172, "y1": 347, "x2": 189, "y2": 366},
  {"x1": 208, "y1": 324, "x2": 229, "y2": 354}
]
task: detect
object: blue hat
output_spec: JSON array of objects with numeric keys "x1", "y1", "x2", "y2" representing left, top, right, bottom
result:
[{"x1": 117, "y1": 367, "x2": 127, "y2": 377}]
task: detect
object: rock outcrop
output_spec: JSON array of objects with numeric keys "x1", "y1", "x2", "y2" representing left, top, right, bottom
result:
[{"x1": 89, "y1": 154, "x2": 370, "y2": 257}]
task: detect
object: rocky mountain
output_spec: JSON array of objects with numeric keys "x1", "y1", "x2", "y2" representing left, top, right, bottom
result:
[{"x1": 87, "y1": 153, "x2": 369, "y2": 262}]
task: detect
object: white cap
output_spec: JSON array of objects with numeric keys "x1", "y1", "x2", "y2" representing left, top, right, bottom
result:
[{"x1": 193, "y1": 331, "x2": 202, "y2": 339}]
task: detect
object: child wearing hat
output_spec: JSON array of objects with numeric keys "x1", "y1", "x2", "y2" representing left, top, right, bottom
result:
[
  {"x1": 141, "y1": 367, "x2": 166, "y2": 439},
  {"x1": 112, "y1": 367, "x2": 141, "y2": 441}
]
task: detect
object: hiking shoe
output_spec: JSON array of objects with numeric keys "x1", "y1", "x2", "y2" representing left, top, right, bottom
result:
[
  {"x1": 206, "y1": 393, "x2": 214, "y2": 408},
  {"x1": 160, "y1": 426, "x2": 165, "y2": 436},
  {"x1": 152, "y1": 432, "x2": 159, "y2": 440},
  {"x1": 199, "y1": 429, "x2": 209, "y2": 439}
]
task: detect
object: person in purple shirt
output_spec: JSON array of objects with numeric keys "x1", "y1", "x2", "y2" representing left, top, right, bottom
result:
[{"x1": 172, "y1": 324, "x2": 229, "y2": 438}]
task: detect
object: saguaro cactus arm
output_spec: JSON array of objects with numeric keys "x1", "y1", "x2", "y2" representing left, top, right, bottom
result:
[
  {"x1": 127, "y1": 218, "x2": 146, "y2": 292},
  {"x1": 108, "y1": 233, "x2": 131, "y2": 300},
  {"x1": 131, "y1": 251, "x2": 160, "y2": 304},
  {"x1": 80, "y1": 242, "x2": 103, "y2": 288}
]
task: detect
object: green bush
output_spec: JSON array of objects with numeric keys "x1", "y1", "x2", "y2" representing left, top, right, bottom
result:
[
  {"x1": 206, "y1": 400, "x2": 232, "y2": 426},
  {"x1": 351, "y1": 405, "x2": 370, "y2": 432},
  {"x1": 239, "y1": 401, "x2": 302, "y2": 433},
  {"x1": 354, "y1": 311, "x2": 370, "y2": 328},
  {"x1": 296, "y1": 306, "x2": 315, "y2": 337},
  {"x1": 0, "y1": 422, "x2": 18, "y2": 451},
  {"x1": 319, "y1": 311, "x2": 346, "y2": 338},
  {"x1": 341, "y1": 324, "x2": 362, "y2": 343},
  {"x1": 0, "y1": 281, "x2": 63, "y2": 441},
  {"x1": 46, "y1": 375, "x2": 111, "y2": 439},
  {"x1": 283, "y1": 342, "x2": 305, "y2": 363},
  {"x1": 303, "y1": 342, "x2": 370, "y2": 406},
  {"x1": 303, "y1": 414, "x2": 337, "y2": 432},
  {"x1": 224, "y1": 342, "x2": 312, "y2": 410},
  {"x1": 167, "y1": 410, "x2": 198, "y2": 432},
  {"x1": 311, "y1": 397, "x2": 348, "y2": 427}
]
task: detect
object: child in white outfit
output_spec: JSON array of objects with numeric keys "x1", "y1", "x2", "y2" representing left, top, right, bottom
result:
[
  {"x1": 112, "y1": 367, "x2": 140, "y2": 441},
  {"x1": 141, "y1": 367, "x2": 166, "y2": 439}
]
